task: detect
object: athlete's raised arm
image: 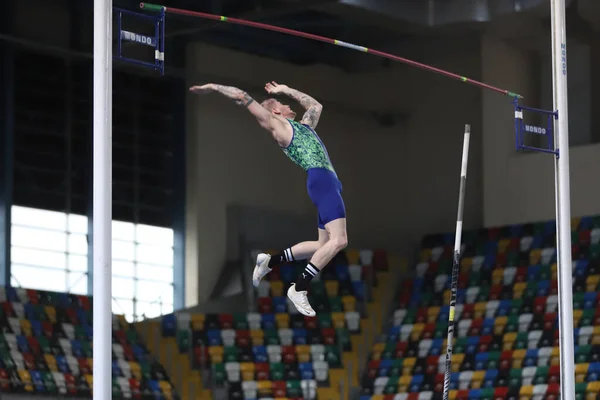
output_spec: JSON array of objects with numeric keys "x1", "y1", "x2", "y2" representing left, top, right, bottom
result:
[
  {"x1": 265, "y1": 81, "x2": 323, "y2": 129},
  {"x1": 190, "y1": 83, "x2": 275, "y2": 131}
]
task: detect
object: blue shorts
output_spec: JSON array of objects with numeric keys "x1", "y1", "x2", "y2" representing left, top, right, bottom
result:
[{"x1": 306, "y1": 168, "x2": 346, "y2": 229}]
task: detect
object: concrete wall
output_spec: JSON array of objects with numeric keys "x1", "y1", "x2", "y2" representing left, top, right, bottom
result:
[{"x1": 185, "y1": 42, "x2": 483, "y2": 304}]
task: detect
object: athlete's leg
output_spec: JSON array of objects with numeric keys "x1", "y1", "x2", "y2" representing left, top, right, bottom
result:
[{"x1": 252, "y1": 229, "x2": 329, "y2": 287}]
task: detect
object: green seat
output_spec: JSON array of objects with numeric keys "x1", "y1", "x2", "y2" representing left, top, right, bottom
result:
[
  {"x1": 270, "y1": 363, "x2": 284, "y2": 381},
  {"x1": 589, "y1": 243, "x2": 600, "y2": 259},
  {"x1": 81, "y1": 341, "x2": 93, "y2": 358},
  {"x1": 389, "y1": 359, "x2": 403, "y2": 376},
  {"x1": 475, "y1": 242, "x2": 486, "y2": 256},
  {"x1": 480, "y1": 387, "x2": 494, "y2": 400},
  {"x1": 514, "y1": 332, "x2": 528, "y2": 349},
  {"x1": 509, "y1": 368, "x2": 522, "y2": 389},
  {"x1": 576, "y1": 345, "x2": 590, "y2": 363},
  {"x1": 523, "y1": 282, "x2": 537, "y2": 300},
  {"x1": 141, "y1": 362, "x2": 152, "y2": 380},
  {"x1": 487, "y1": 352, "x2": 500, "y2": 370},
  {"x1": 233, "y1": 313, "x2": 249, "y2": 330},
  {"x1": 42, "y1": 371, "x2": 56, "y2": 393},
  {"x1": 506, "y1": 252, "x2": 519, "y2": 267},
  {"x1": 573, "y1": 292, "x2": 585, "y2": 309},
  {"x1": 439, "y1": 259, "x2": 452, "y2": 274},
  {"x1": 434, "y1": 322, "x2": 446, "y2": 339},
  {"x1": 286, "y1": 380, "x2": 302, "y2": 397},
  {"x1": 468, "y1": 272, "x2": 481, "y2": 287},
  {"x1": 37, "y1": 337, "x2": 51, "y2": 354},
  {"x1": 509, "y1": 299, "x2": 523, "y2": 316},
  {"x1": 337, "y1": 328, "x2": 351, "y2": 351},
  {"x1": 325, "y1": 345, "x2": 341, "y2": 367},
  {"x1": 383, "y1": 383, "x2": 399, "y2": 394},
  {"x1": 572, "y1": 231, "x2": 580, "y2": 245},
  {"x1": 534, "y1": 366, "x2": 549, "y2": 384},
  {"x1": 575, "y1": 382, "x2": 587, "y2": 400},
  {"x1": 1, "y1": 353, "x2": 14, "y2": 370},
  {"x1": 593, "y1": 216, "x2": 600, "y2": 229},
  {"x1": 264, "y1": 329, "x2": 279, "y2": 345},
  {"x1": 318, "y1": 314, "x2": 333, "y2": 329},
  {"x1": 34, "y1": 305, "x2": 47, "y2": 321},
  {"x1": 539, "y1": 265, "x2": 551, "y2": 280},
  {"x1": 75, "y1": 326, "x2": 87, "y2": 341},
  {"x1": 112, "y1": 380, "x2": 121, "y2": 396},
  {"x1": 580, "y1": 309, "x2": 595, "y2": 327},
  {"x1": 224, "y1": 346, "x2": 238, "y2": 362},
  {"x1": 328, "y1": 297, "x2": 343, "y2": 312},
  {"x1": 455, "y1": 337, "x2": 467, "y2": 355},
  {"x1": 177, "y1": 329, "x2": 190, "y2": 353},
  {"x1": 310, "y1": 281, "x2": 327, "y2": 299},
  {"x1": 213, "y1": 363, "x2": 226, "y2": 384},
  {"x1": 505, "y1": 315, "x2": 518, "y2": 333},
  {"x1": 533, "y1": 222, "x2": 545, "y2": 236},
  {"x1": 477, "y1": 286, "x2": 490, "y2": 302},
  {"x1": 421, "y1": 292, "x2": 433, "y2": 307},
  {"x1": 126, "y1": 329, "x2": 138, "y2": 344},
  {"x1": 381, "y1": 342, "x2": 395, "y2": 360}
]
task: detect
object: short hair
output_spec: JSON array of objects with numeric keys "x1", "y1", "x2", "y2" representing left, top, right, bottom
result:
[{"x1": 261, "y1": 98, "x2": 278, "y2": 111}]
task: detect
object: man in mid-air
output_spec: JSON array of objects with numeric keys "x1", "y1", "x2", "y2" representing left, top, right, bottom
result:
[{"x1": 190, "y1": 81, "x2": 347, "y2": 317}]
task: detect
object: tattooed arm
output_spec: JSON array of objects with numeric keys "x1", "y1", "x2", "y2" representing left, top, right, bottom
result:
[
  {"x1": 190, "y1": 83, "x2": 274, "y2": 130},
  {"x1": 265, "y1": 81, "x2": 323, "y2": 128}
]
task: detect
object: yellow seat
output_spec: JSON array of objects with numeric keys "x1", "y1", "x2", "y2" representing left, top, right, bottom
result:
[
  {"x1": 449, "y1": 389, "x2": 458, "y2": 400},
  {"x1": 191, "y1": 314, "x2": 205, "y2": 330},
  {"x1": 20, "y1": 319, "x2": 32, "y2": 337},
  {"x1": 529, "y1": 249, "x2": 542, "y2": 265},
  {"x1": 587, "y1": 381, "x2": 600, "y2": 393},
  {"x1": 331, "y1": 312, "x2": 346, "y2": 329},
  {"x1": 512, "y1": 349, "x2": 526, "y2": 368},
  {"x1": 550, "y1": 347, "x2": 560, "y2": 366},
  {"x1": 270, "y1": 281, "x2": 284, "y2": 297},
  {"x1": 296, "y1": 345, "x2": 311, "y2": 363},
  {"x1": 420, "y1": 248, "x2": 432, "y2": 262},
  {"x1": 325, "y1": 281, "x2": 339, "y2": 297},
  {"x1": 427, "y1": 307, "x2": 440, "y2": 323},
  {"x1": 129, "y1": 362, "x2": 141, "y2": 379},
  {"x1": 443, "y1": 290, "x2": 451, "y2": 304},
  {"x1": 519, "y1": 385, "x2": 534, "y2": 396},
  {"x1": 474, "y1": 303, "x2": 486, "y2": 318},
  {"x1": 18, "y1": 370, "x2": 33, "y2": 392},
  {"x1": 44, "y1": 354, "x2": 57, "y2": 370},
  {"x1": 372, "y1": 343, "x2": 385, "y2": 353},
  {"x1": 497, "y1": 239, "x2": 511, "y2": 254},
  {"x1": 257, "y1": 380, "x2": 273, "y2": 396},
  {"x1": 503, "y1": 332, "x2": 517, "y2": 350},
  {"x1": 451, "y1": 354, "x2": 464, "y2": 373},
  {"x1": 576, "y1": 363, "x2": 590, "y2": 383},
  {"x1": 159, "y1": 380, "x2": 172, "y2": 392},
  {"x1": 44, "y1": 306, "x2": 57, "y2": 323},
  {"x1": 209, "y1": 346, "x2": 224, "y2": 364},
  {"x1": 275, "y1": 314, "x2": 289, "y2": 329},
  {"x1": 574, "y1": 309, "x2": 583, "y2": 326},
  {"x1": 513, "y1": 282, "x2": 527, "y2": 294},
  {"x1": 85, "y1": 374, "x2": 93, "y2": 387},
  {"x1": 471, "y1": 370, "x2": 485, "y2": 389},
  {"x1": 492, "y1": 269, "x2": 504, "y2": 285},
  {"x1": 342, "y1": 296, "x2": 356, "y2": 312},
  {"x1": 586, "y1": 275, "x2": 600, "y2": 292},
  {"x1": 346, "y1": 249, "x2": 360, "y2": 265},
  {"x1": 460, "y1": 257, "x2": 473, "y2": 271},
  {"x1": 398, "y1": 375, "x2": 412, "y2": 385},
  {"x1": 572, "y1": 217, "x2": 581, "y2": 231},
  {"x1": 370, "y1": 395, "x2": 385, "y2": 400},
  {"x1": 240, "y1": 362, "x2": 255, "y2": 381}
]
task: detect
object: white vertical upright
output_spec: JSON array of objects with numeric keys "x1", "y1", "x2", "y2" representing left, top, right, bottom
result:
[
  {"x1": 93, "y1": 0, "x2": 113, "y2": 399},
  {"x1": 550, "y1": 1, "x2": 575, "y2": 400}
]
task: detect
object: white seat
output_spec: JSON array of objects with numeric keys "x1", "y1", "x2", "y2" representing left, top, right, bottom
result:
[
  {"x1": 528, "y1": 330, "x2": 543, "y2": 349},
  {"x1": 374, "y1": 376, "x2": 389, "y2": 394},
  {"x1": 520, "y1": 236, "x2": 534, "y2": 252},
  {"x1": 434, "y1": 275, "x2": 448, "y2": 293},
  {"x1": 11, "y1": 303, "x2": 24, "y2": 319},
  {"x1": 522, "y1": 366, "x2": 537, "y2": 386},
  {"x1": 301, "y1": 379, "x2": 317, "y2": 400},
  {"x1": 518, "y1": 314, "x2": 533, "y2": 332},
  {"x1": 257, "y1": 281, "x2": 271, "y2": 298},
  {"x1": 359, "y1": 249, "x2": 373, "y2": 265},
  {"x1": 278, "y1": 329, "x2": 293, "y2": 346},
  {"x1": 62, "y1": 323, "x2": 75, "y2": 340},
  {"x1": 466, "y1": 287, "x2": 479, "y2": 304},
  {"x1": 471, "y1": 256, "x2": 484, "y2": 271},
  {"x1": 393, "y1": 309, "x2": 407, "y2": 326},
  {"x1": 225, "y1": 362, "x2": 241, "y2": 382},
  {"x1": 419, "y1": 391, "x2": 433, "y2": 400},
  {"x1": 503, "y1": 267, "x2": 517, "y2": 285},
  {"x1": 541, "y1": 248, "x2": 555, "y2": 264},
  {"x1": 8, "y1": 318, "x2": 21, "y2": 335},
  {"x1": 400, "y1": 324, "x2": 413, "y2": 341},
  {"x1": 310, "y1": 344, "x2": 325, "y2": 361},
  {"x1": 247, "y1": 313, "x2": 261, "y2": 330},
  {"x1": 592, "y1": 229, "x2": 600, "y2": 245},
  {"x1": 431, "y1": 247, "x2": 444, "y2": 262},
  {"x1": 176, "y1": 313, "x2": 191, "y2": 330},
  {"x1": 221, "y1": 329, "x2": 236, "y2": 347},
  {"x1": 457, "y1": 319, "x2": 472, "y2": 338},
  {"x1": 485, "y1": 301, "x2": 499, "y2": 319},
  {"x1": 394, "y1": 395, "x2": 409, "y2": 400},
  {"x1": 546, "y1": 295, "x2": 558, "y2": 313},
  {"x1": 345, "y1": 312, "x2": 360, "y2": 332},
  {"x1": 267, "y1": 345, "x2": 282, "y2": 363},
  {"x1": 313, "y1": 360, "x2": 329, "y2": 382},
  {"x1": 418, "y1": 339, "x2": 432, "y2": 358},
  {"x1": 348, "y1": 265, "x2": 362, "y2": 281},
  {"x1": 537, "y1": 347, "x2": 552, "y2": 367},
  {"x1": 458, "y1": 371, "x2": 473, "y2": 390},
  {"x1": 0, "y1": 287, "x2": 6, "y2": 302},
  {"x1": 416, "y1": 262, "x2": 429, "y2": 278}
]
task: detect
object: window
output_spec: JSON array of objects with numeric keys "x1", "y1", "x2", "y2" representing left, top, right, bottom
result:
[{"x1": 10, "y1": 206, "x2": 175, "y2": 322}]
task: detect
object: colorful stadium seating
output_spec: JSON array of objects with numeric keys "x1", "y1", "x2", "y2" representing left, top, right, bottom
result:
[
  {"x1": 0, "y1": 286, "x2": 178, "y2": 399},
  {"x1": 153, "y1": 249, "x2": 392, "y2": 400},
  {"x1": 360, "y1": 216, "x2": 600, "y2": 400}
]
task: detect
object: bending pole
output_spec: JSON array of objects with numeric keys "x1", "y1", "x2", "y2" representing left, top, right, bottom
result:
[
  {"x1": 550, "y1": 0, "x2": 575, "y2": 399},
  {"x1": 139, "y1": 2, "x2": 522, "y2": 99},
  {"x1": 442, "y1": 124, "x2": 470, "y2": 400},
  {"x1": 93, "y1": 0, "x2": 113, "y2": 399}
]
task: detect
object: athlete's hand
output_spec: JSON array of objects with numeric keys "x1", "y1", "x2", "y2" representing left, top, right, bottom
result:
[
  {"x1": 265, "y1": 81, "x2": 289, "y2": 94},
  {"x1": 189, "y1": 84, "x2": 216, "y2": 93}
]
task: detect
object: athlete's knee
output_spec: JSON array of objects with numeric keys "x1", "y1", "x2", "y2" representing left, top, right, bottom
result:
[{"x1": 329, "y1": 233, "x2": 347, "y2": 253}]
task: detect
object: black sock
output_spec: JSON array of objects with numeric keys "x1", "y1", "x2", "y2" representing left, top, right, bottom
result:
[
  {"x1": 295, "y1": 263, "x2": 319, "y2": 291},
  {"x1": 268, "y1": 248, "x2": 295, "y2": 268}
]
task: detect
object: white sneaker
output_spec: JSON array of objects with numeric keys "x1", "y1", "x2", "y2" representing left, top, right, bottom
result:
[
  {"x1": 287, "y1": 283, "x2": 316, "y2": 317},
  {"x1": 252, "y1": 253, "x2": 272, "y2": 287}
]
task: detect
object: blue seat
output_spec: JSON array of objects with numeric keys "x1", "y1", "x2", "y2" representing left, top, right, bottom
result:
[
  {"x1": 485, "y1": 242, "x2": 498, "y2": 256},
  {"x1": 147, "y1": 380, "x2": 161, "y2": 393},
  {"x1": 299, "y1": 362, "x2": 314, "y2": 379},
  {"x1": 31, "y1": 320, "x2": 43, "y2": 337},
  {"x1": 537, "y1": 280, "x2": 550, "y2": 296},
  {"x1": 56, "y1": 293, "x2": 70, "y2": 308},
  {"x1": 112, "y1": 360, "x2": 122, "y2": 376},
  {"x1": 430, "y1": 339, "x2": 443, "y2": 356},
  {"x1": 272, "y1": 297, "x2": 287, "y2": 313},
  {"x1": 574, "y1": 260, "x2": 589, "y2": 278},
  {"x1": 524, "y1": 349, "x2": 539, "y2": 367},
  {"x1": 483, "y1": 369, "x2": 498, "y2": 388},
  {"x1": 587, "y1": 362, "x2": 600, "y2": 381},
  {"x1": 352, "y1": 282, "x2": 366, "y2": 301},
  {"x1": 469, "y1": 388, "x2": 483, "y2": 398},
  {"x1": 207, "y1": 330, "x2": 221, "y2": 346},
  {"x1": 261, "y1": 313, "x2": 276, "y2": 330},
  {"x1": 580, "y1": 217, "x2": 593, "y2": 231},
  {"x1": 161, "y1": 314, "x2": 176, "y2": 337},
  {"x1": 335, "y1": 265, "x2": 349, "y2": 281},
  {"x1": 543, "y1": 221, "x2": 556, "y2": 235},
  {"x1": 484, "y1": 253, "x2": 496, "y2": 268},
  {"x1": 449, "y1": 372, "x2": 460, "y2": 390},
  {"x1": 378, "y1": 359, "x2": 393, "y2": 377},
  {"x1": 292, "y1": 329, "x2": 307, "y2": 345},
  {"x1": 71, "y1": 340, "x2": 83, "y2": 358},
  {"x1": 280, "y1": 264, "x2": 295, "y2": 283},
  {"x1": 466, "y1": 336, "x2": 480, "y2": 354},
  {"x1": 16, "y1": 335, "x2": 29, "y2": 353},
  {"x1": 497, "y1": 300, "x2": 511, "y2": 316},
  {"x1": 510, "y1": 224, "x2": 523, "y2": 238},
  {"x1": 443, "y1": 233, "x2": 455, "y2": 245},
  {"x1": 527, "y1": 265, "x2": 541, "y2": 281},
  {"x1": 77, "y1": 309, "x2": 89, "y2": 325},
  {"x1": 531, "y1": 236, "x2": 543, "y2": 249},
  {"x1": 253, "y1": 346, "x2": 267, "y2": 363},
  {"x1": 6, "y1": 287, "x2": 18, "y2": 302},
  {"x1": 456, "y1": 289, "x2": 466, "y2": 305},
  {"x1": 31, "y1": 370, "x2": 45, "y2": 392},
  {"x1": 24, "y1": 304, "x2": 36, "y2": 321},
  {"x1": 475, "y1": 352, "x2": 489, "y2": 370},
  {"x1": 584, "y1": 292, "x2": 597, "y2": 309},
  {"x1": 387, "y1": 326, "x2": 400, "y2": 342},
  {"x1": 438, "y1": 306, "x2": 450, "y2": 322},
  {"x1": 56, "y1": 355, "x2": 69, "y2": 373},
  {"x1": 482, "y1": 318, "x2": 495, "y2": 336}
]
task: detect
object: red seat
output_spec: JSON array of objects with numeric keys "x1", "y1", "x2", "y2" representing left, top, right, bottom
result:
[
  {"x1": 26, "y1": 290, "x2": 39, "y2": 305},
  {"x1": 65, "y1": 309, "x2": 78, "y2": 324},
  {"x1": 426, "y1": 356, "x2": 438, "y2": 375},
  {"x1": 434, "y1": 373, "x2": 445, "y2": 391},
  {"x1": 282, "y1": 346, "x2": 296, "y2": 364},
  {"x1": 515, "y1": 267, "x2": 528, "y2": 282},
  {"x1": 490, "y1": 285, "x2": 502, "y2": 300},
  {"x1": 422, "y1": 323, "x2": 435, "y2": 339},
  {"x1": 458, "y1": 274, "x2": 469, "y2": 290},
  {"x1": 218, "y1": 314, "x2": 233, "y2": 329},
  {"x1": 478, "y1": 335, "x2": 492, "y2": 352},
  {"x1": 494, "y1": 386, "x2": 508, "y2": 399},
  {"x1": 384, "y1": 395, "x2": 396, "y2": 400},
  {"x1": 129, "y1": 378, "x2": 142, "y2": 399},
  {"x1": 548, "y1": 366, "x2": 560, "y2": 383},
  {"x1": 0, "y1": 369, "x2": 10, "y2": 391},
  {"x1": 468, "y1": 318, "x2": 483, "y2": 336},
  {"x1": 547, "y1": 382, "x2": 560, "y2": 394},
  {"x1": 496, "y1": 253, "x2": 507, "y2": 266},
  {"x1": 42, "y1": 321, "x2": 54, "y2": 338},
  {"x1": 258, "y1": 298, "x2": 273, "y2": 314},
  {"x1": 2, "y1": 302, "x2": 14, "y2": 317},
  {"x1": 255, "y1": 363, "x2": 270, "y2": 381},
  {"x1": 579, "y1": 230, "x2": 591, "y2": 246},
  {"x1": 235, "y1": 330, "x2": 250, "y2": 347},
  {"x1": 273, "y1": 381, "x2": 286, "y2": 397},
  {"x1": 304, "y1": 316, "x2": 317, "y2": 330},
  {"x1": 27, "y1": 337, "x2": 41, "y2": 355},
  {"x1": 321, "y1": 328, "x2": 336, "y2": 345},
  {"x1": 407, "y1": 393, "x2": 419, "y2": 400},
  {"x1": 462, "y1": 304, "x2": 474, "y2": 320},
  {"x1": 64, "y1": 373, "x2": 77, "y2": 395},
  {"x1": 545, "y1": 313, "x2": 558, "y2": 331},
  {"x1": 77, "y1": 295, "x2": 91, "y2": 311},
  {"x1": 367, "y1": 360, "x2": 380, "y2": 379},
  {"x1": 78, "y1": 358, "x2": 92, "y2": 375},
  {"x1": 534, "y1": 296, "x2": 547, "y2": 314},
  {"x1": 456, "y1": 389, "x2": 469, "y2": 400},
  {"x1": 508, "y1": 238, "x2": 519, "y2": 251},
  {"x1": 395, "y1": 342, "x2": 408, "y2": 358},
  {"x1": 373, "y1": 249, "x2": 388, "y2": 270},
  {"x1": 122, "y1": 345, "x2": 135, "y2": 361},
  {"x1": 488, "y1": 227, "x2": 500, "y2": 240},
  {"x1": 194, "y1": 346, "x2": 209, "y2": 367},
  {"x1": 23, "y1": 353, "x2": 36, "y2": 370},
  {"x1": 416, "y1": 308, "x2": 427, "y2": 324}
]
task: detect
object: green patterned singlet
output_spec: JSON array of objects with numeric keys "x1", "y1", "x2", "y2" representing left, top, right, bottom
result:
[{"x1": 281, "y1": 119, "x2": 336, "y2": 174}]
